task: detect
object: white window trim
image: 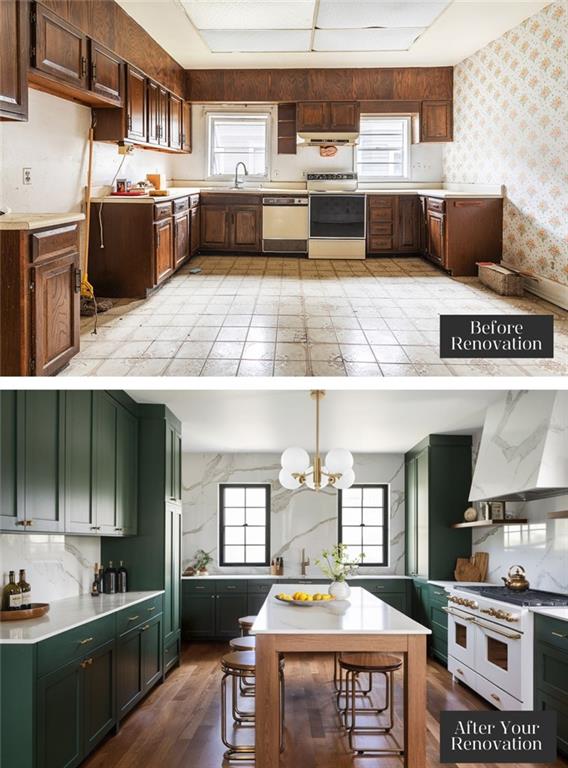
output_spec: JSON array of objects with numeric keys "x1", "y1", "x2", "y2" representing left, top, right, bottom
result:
[
  {"x1": 205, "y1": 107, "x2": 272, "y2": 182},
  {"x1": 356, "y1": 114, "x2": 411, "y2": 183}
]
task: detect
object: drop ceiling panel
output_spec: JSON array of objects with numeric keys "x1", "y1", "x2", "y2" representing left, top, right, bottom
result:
[
  {"x1": 200, "y1": 29, "x2": 312, "y2": 52},
  {"x1": 182, "y1": 0, "x2": 316, "y2": 30},
  {"x1": 314, "y1": 27, "x2": 425, "y2": 51},
  {"x1": 316, "y1": 1, "x2": 451, "y2": 29}
]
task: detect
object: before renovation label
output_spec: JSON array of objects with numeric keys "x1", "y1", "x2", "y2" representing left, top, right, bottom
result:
[
  {"x1": 440, "y1": 711, "x2": 557, "y2": 763},
  {"x1": 439, "y1": 315, "x2": 554, "y2": 358}
]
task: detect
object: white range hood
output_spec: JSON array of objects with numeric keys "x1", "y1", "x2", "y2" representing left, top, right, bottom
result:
[
  {"x1": 470, "y1": 391, "x2": 568, "y2": 502},
  {"x1": 297, "y1": 131, "x2": 359, "y2": 147}
]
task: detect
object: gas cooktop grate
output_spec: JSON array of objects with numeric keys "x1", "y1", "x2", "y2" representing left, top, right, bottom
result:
[{"x1": 460, "y1": 586, "x2": 568, "y2": 606}]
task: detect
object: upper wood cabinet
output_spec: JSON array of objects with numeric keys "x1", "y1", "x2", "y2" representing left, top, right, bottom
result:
[
  {"x1": 421, "y1": 100, "x2": 453, "y2": 142},
  {"x1": 297, "y1": 100, "x2": 359, "y2": 132},
  {"x1": 0, "y1": 0, "x2": 29, "y2": 121},
  {"x1": 182, "y1": 100, "x2": 191, "y2": 152},
  {"x1": 32, "y1": 3, "x2": 89, "y2": 89},
  {"x1": 89, "y1": 40, "x2": 123, "y2": 105},
  {"x1": 169, "y1": 93, "x2": 183, "y2": 150},
  {"x1": 147, "y1": 81, "x2": 169, "y2": 147},
  {"x1": 126, "y1": 64, "x2": 147, "y2": 142}
]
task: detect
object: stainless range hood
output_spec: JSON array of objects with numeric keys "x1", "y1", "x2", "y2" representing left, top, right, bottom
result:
[
  {"x1": 470, "y1": 391, "x2": 568, "y2": 502},
  {"x1": 297, "y1": 131, "x2": 359, "y2": 147}
]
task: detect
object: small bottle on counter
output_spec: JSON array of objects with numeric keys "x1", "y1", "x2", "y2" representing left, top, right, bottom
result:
[
  {"x1": 2, "y1": 571, "x2": 23, "y2": 611},
  {"x1": 104, "y1": 562, "x2": 117, "y2": 594},
  {"x1": 117, "y1": 561, "x2": 128, "y2": 593},
  {"x1": 91, "y1": 563, "x2": 101, "y2": 597},
  {"x1": 98, "y1": 565, "x2": 105, "y2": 593},
  {"x1": 17, "y1": 569, "x2": 31, "y2": 609}
]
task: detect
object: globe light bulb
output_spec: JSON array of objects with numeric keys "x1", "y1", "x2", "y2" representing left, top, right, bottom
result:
[
  {"x1": 334, "y1": 468, "x2": 355, "y2": 489},
  {"x1": 279, "y1": 468, "x2": 301, "y2": 490},
  {"x1": 281, "y1": 446, "x2": 310, "y2": 474},
  {"x1": 325, "y1": 448, "x2": 354, "y2": 474}
]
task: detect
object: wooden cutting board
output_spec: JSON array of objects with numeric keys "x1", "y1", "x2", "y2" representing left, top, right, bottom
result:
[
  {"x1": 454, "y1": 557, "x2": 482, "y2": 582},
  {"x1": 472, "y1": 552, "x2": 489, "y2": 582}
]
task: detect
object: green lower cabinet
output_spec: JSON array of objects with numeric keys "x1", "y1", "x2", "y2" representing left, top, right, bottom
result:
[
  {"x1": 534, "y1": 688, "x2": 568, "y2": 756},
  {"x1": 379, "y1": 593, "x2": 407, "y2": 613},
  {"x1": 182, "y1": 591, "x2": 217, "y2": 637},
  {"x1": 216, "y1": 593, "x2": 248, "y2": 638},
  {"x1": 428, "y1": 585, "x2": 448, "y2": 665},
  {"x1": 117, "y1": 613, "x2": 163, "y2": 720},
  {"x1": 534, "y1": 614, "x2": 568, "y2": 757},
  {"x1": 83, "y1": 639, "x2": 116, "y2": 756},
  {"x1": 412, "y1": 579, "x2": 430, "y2": 628},
  {"x1": 142, "y1": 614, "x2": 163, "y2": 689},
  {"x1": 247, "y1": 593, "x2": 268, "y2": 615}
]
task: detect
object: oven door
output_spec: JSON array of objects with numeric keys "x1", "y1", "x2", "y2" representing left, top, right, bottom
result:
[
  {"x1": 309, "y1": 194, "x2": 365, "y2": 239},
  {"x1": 472, "y1": 617, "x2": 523, "y2": 700},
  {"x1": 446, "y1": 607, "x2": 476, "y2": 668}
]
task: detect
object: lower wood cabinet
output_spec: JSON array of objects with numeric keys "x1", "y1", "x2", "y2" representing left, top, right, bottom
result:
[
  {"x1": 200, "y1": 194, "x2": 262, "y2": 253},
  {"x1": 154, "y1": 217, "x2": 174, "y2": 284},
  {"x1": 367, "y1": 195, "x2": 419, "y2": 255}
]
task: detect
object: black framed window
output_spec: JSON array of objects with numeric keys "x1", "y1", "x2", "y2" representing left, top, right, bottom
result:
[
  {"x1": 338, "y1": 484, "x2": 389, "y2": 566},
  {"x1": 219, "y1": 484, "x2": 271, "y2": 566}
]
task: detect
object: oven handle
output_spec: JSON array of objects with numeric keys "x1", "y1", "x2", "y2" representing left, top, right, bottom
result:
[
  {"x1": 471, "y1": 618, "x2": 522, "y2": 640},
  {"x1": 442, "y1": 606, "x2": 475, "y2": 621}
]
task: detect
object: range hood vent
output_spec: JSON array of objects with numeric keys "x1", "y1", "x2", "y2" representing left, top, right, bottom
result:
[
  {"x1": 297, "y1": 131, "x2": 359, "y2": 147},
  {"x1": 470, "y1": 391, "x2": 568, "y2": 502}
]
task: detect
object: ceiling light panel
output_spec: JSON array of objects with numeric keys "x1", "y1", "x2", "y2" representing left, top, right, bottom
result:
[
  {"x1": 200, "y1": 29, "x2": 312, "y2": 52},
  {"x1": 182, "y1": 1, "x2": 315, "y2": 30},
  {"x1": 316, "y1": 1, "x2": 451, "y2": 30},
  {"x1": 313, "y1": 27, "x2": 424, "y2": 51}
]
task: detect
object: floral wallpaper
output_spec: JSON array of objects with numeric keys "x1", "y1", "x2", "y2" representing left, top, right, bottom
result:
[{"x1": 443, "y1": 1, "x2": 568, "y2": 286}]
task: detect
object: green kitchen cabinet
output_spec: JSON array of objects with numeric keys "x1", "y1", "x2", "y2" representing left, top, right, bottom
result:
[
  {"x1": 64, "y1": 391, "x2": 95, "y2": 534},
  {"x1": 117, "y1": 624, "x2": 145, "y2": 718},
  {"x1": 428, "y1": 584, "x2": 448, "y2": 664},
  {"x1": 360, "y1": 579, "x2": 410, "y2": 615},
  {"x1": 163, "y1": 503, "x2": 182, "y2": 669},
  {"x1": 165, "y1": 419, "x2": 182, "y2": 502},
  {"x1": 412, "y1": 578, "x2": 430, "y2": 629},
  {"x1": 83, "y1": 639, "x2": 116, "y2": 755},
  {"x1": 115, "y1": 403, "x2": 138, "y2": 536},
  {"x1": 182, "y1": 580, "x2": 248, "y2": 639},
  {"x1": 405, "y1": 435, "x2": 472, "y2": 580},
  {"x1": 0, "y1": 391, "x2": 19, "y2": 530},
  {"x1": 93, "y1": 392, "x2": 119, "y2": 534},
  {"x1": 142, "y1": 614, "x2": 163, "y2": 689},
  {"x1": 534, "y1": 614, "x2": 568, "y2": 756},
  {"x1": 216, "y1": 592, "x2": 248, "y2": 638},
  {"x1": 182, "y1": 586, "x2": 217, "y2": 637}
]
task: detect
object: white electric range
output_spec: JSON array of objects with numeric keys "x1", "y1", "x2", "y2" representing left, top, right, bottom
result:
[{"x1": 306, "y1": 172, "x2": 366, "y2": 259}]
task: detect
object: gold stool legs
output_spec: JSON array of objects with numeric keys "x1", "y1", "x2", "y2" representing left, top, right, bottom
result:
[{"x1": 343, "y1": 669, "x2": 404, "y2": 757}]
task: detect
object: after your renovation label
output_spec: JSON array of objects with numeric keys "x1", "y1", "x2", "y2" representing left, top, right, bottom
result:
[{"x1": 439, "y1": 315, "x2": 554, "y2": 357}]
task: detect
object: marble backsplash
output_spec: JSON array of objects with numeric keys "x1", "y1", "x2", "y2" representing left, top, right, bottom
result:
[
  {"x1": 181, "y1": 453, "x2": 405, "y2": 576},
  {"x1": 0, "y1": 534, "x2": 100, "y2": 602}
]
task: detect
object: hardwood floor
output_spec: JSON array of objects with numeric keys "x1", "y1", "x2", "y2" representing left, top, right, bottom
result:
[{"x1": 83, "y1": 642, "x2": 568, "y2": 768}]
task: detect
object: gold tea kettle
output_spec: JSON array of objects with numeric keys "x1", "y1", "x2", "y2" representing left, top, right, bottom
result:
[{"x1": 501, "y1": 565, "x2": 530, "y2": 592}]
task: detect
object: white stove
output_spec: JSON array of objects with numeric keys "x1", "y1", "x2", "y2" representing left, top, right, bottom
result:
[{"x1": 305, "y1": 173, "x2": 365, "y2": 259}]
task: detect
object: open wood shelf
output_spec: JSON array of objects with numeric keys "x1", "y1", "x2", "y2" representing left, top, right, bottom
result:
[
  {"x1": 451, "y1": 518, "x2": 528, "y2": 529},
  {"x1": 547, "y1": 510, "x2": 568, "y2": 519}
]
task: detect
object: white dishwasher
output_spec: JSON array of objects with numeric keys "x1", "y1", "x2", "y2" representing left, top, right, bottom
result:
[{"x1": 262, "y1": 196, "x2": 309, "y2": 254}]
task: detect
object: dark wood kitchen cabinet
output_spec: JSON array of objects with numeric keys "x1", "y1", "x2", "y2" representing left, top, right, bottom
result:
[
  {"x1": 169, "y1": 93, "x2": 183, "y2": 150},
  {"x1": 201, "y1": 205, "x2": 231, "y2": 250},
  {"x1": 367, "y1": 195, "x2": 419, "y2": 255},
  {"x1": 200, "y1": 194, "x2": 262, "y2": 253},
  {"x1": 173, "y1": 200, "x2": 191, "y2": 269},
  {"x1": 89, "y1": 40, "x2": 123, "y2": 105},
  {"x1": 154, "y1": 217, "x2": 174, "y2": 284},
  {"x1": 297, "y1": 100, "x2": 359, "y2": 132},
  {"x1": 125, "y1": 65, "x2": 147, "y2": 141},
  {"x1": 421, "y1": 100, "x2": 453, "y2": 142},
  {"x1": 190, "y1": 204, "x2": 200, "y2": 255},
  {"x1": 0, "y1": 0, "x2": 29, "y2": 121},
  {"x1": 148, "y1": 80, "x2": 168, "y2": 147},
  {"x1": 1, "y1": 222, "x2": 81, "y2": 376}
]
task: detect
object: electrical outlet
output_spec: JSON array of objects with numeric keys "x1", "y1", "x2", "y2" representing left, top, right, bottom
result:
[{"x1": 23, "y1": 167, "x2": 32, "y2": 185}]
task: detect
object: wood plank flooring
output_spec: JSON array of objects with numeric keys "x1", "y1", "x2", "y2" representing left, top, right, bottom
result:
[{"x1": 83, "y1": 642, "x2": 568, "y2": 768}]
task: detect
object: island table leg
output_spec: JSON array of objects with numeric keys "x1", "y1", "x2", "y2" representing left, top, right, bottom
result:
[
  {"x1": 405, "y1": 634, "x2": 427, "y2": 768},
  {"x1": 255, "y1": 635, "x2": 281, "y2": 766}
]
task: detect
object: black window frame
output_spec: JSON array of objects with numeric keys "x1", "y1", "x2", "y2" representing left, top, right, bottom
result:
[
  {"x1": 337, "y1": 483, "x2": 389, "y2": 567},
  {"x1": 219, "y1": 483, "x2": 271, "y2": 567}
]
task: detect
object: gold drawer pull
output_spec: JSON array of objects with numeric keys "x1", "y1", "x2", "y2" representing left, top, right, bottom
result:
[
  {"x1": 80, "y1": 658, "x2": 93, "y2": 669},
  {"x1": 141, "y1": 624, "x2": 150, "y2": 631},
  {"x1": 128, "y1": 615, "x2": 140, "y2": 622},
  {"x1": 552, "y1": 631, "x2": 568, "y2": 639},
  {"x1": 490, "y1": 693, "x2": 501, "y2": 703},
  {"x1": 79, "y1": 637, "x2": 93, "y2": 645},
  {"x1": 147, "y1": 606, "x2": 156, "y2": 612}
]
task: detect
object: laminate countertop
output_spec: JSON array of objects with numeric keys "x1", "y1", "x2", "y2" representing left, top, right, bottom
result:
[
  {"x1": 0, "y1": 591, "x2": 164, "y2": 644},
  {"x1": 0, "y1": 212, "x2": 85, "y2": 230}
]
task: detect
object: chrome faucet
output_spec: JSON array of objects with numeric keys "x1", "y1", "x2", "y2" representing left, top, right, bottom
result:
[
  {"x1": 301, "y1": 548, "x2": 310, "y2": 576},
  {"x1": 233, "y1": 161, "x2": 248, "y2": 189}
]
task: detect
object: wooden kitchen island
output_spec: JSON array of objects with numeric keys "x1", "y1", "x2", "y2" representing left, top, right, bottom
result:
[{"x1": 253, "y1": 584, "x2": 430, "y2": 767}]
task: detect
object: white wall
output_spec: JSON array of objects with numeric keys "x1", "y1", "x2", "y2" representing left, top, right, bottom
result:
[
  {"x1": 181, "y1": 452, "x2": 406, "y2": 576},
  {"x1": 0, "y1": 89, "x2": 175, "y2": 213},
  {"x1": 170, "y1": 103, "x2": 443, "y2": 184}
]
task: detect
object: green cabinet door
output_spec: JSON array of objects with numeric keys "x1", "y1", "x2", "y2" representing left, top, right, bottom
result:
[
  {"x1": 21, "y1": 391, "x2": 65, "y2": 533},
  {"x1": 65, "y1": 391, "x2": 95, "y2": 534},
  {"x1": 141, "y1": 614, "x2": 163, "y2": 691},
  {"x1": 534, "y1": 688, "x2": 568, "y2": 756},
  {"x1": 216, "y1": 593, "x2": 248, "y2": 638},
  {"x1": 405, "y1": 455, "x2": 417, "y2": 576},
  {"x1": 0, "y1": 391, "x2": 21, "y2": 531},
  {"x1": 165, "y1": 421, "x2": 182, "y2": 502},
  {"x1": 182, "y1": 592, "x2": 216, "y2": 637},
  {"x1": 93, "y1": 392, "x2": 118, "y2": 535},
  {"x1": 116, "y1": 405, "x2": 138, "y2": 536},
  {"x1": 164, "y1": 504, "x2": 182, "y2": 646},
  {"x1": 247, "y1": 593, "x2": 267, "y2": 615},
  {"x1": 379, "y1": 593, "x2": 407, "y2": 614},
  {"x1": 37, "y1": 659, "x2": 83, "y2": 768},
  {"x1": 83, "y1": 639, "x2": 116, "y2": 757},
  {"x1": 415, "y1": 448, "x2": 429, "y2": 578},
  {"x1": 117, "y1": 626, "x2": 144, "y2": 719}
]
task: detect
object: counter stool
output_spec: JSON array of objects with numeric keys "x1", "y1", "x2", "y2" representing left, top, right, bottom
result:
[
  {"x1": 220, "y1": 650, "x2": 286, "y2": 762},
  {"x1": 229, "y1": 635, "x2": 257, "y2": 696},
  {"x1": 338, "y1": 653, "x2": 404, "y2": 758},
  {"x1": 334, "y1": 652, "x2": 372, "y2": 711},
  {"x1": 238, "y1": 615, "x2": 257, "y2": 636}
]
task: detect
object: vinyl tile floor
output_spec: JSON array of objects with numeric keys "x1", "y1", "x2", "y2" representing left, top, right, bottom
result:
[{"x1": 63, "y1": 256, "x2": 568, "y2": 377}]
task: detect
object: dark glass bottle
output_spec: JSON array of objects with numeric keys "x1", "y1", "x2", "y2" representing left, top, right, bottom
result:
[
  {"x1": 17, "y1": 569, "x2": 31, "y2": 609},
  {"x1": 117, "y1": 561, "x2": 128, "y2": 593},
  {"x1": 91, "y1": 563, "x2": 100, "y2": 597},
  {"x1": 103, "y1": 561, "x2": 117, "y2": 594},
  {"x1": 2, "y1": 571, "x2": 22, "y2": 611},
  {"x1": 98, "y1": 565, "x2": 105, "y2": 593}
]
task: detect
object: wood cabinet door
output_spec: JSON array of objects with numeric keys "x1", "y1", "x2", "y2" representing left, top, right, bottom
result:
[
  {"x1": 397, "y1": 196, "x2": 419, "y2": 252},
  {"x1": 147, "y1": 80, "x2": 160, "y2": 145},
  {"x1": 93, "y1": 392, "x2": 118, "y2": 535},
  {"x1": 190, "y1": 206, "x2": 200, "y2": 254},
  {"x1": 89, "y1": 41, "x2": 123, "y2": 105},
  {"x1": 83, "y1": 639, "x2": 116, "y2": 757},
  {"x1": 200, "y1": 205, "x2": 229, "y2": 249},
  {"x1": 418, "y1": 196, "x2": 428, "y2": 255},
  {"x1": 64, "y1": 391, "x2": 95, "y2": 534},
  {"x1": 37, "y1": 659, "x2": 83, "y2": 768},
  {"x1": 329, "y1": 101, "x2": 359, "y2": 131},
  {"x1": 0, "y1": 392, "x2": 22, "y2": 531},
  {"x1": 32, "y1": 3, "x2": 88, "y2": 89},
  {"x1": 182, "y1": 101, "x2": 192, "y2": 152},
  {"x1": 427, "y1": 212, "x2": 445, "y2": 265},
  {"x1": 297, "y1": 101, "x2": 329, "y2": 131},
  {"x1": 169, "y1": 94, "x2": 182, "y2": 150},
  {"x1": 115, "y1": 405, "x2": 138, "y2": 536},
  {"x1": 421, "y1": 100, "x2": 453, "y2": 142},
  {"x1": 0, "y1": 0, "x2": 28, "y2": 120},
  {"x1": 31, "y1": 251, "x2": 80, "y2": 376},
  {"x1": 174, "y1": 211, "x2": 190, "y2": 269},
  {"x1": 231, "y1": 206, "x2": 261, "y2": 252},
  {"x1": 154, "y1": 218, "x2": 174, "y2": 284},
  {"x1": 126, "y1": 65, "x2": 147, "y2": 142},
  {"x1": 158, "y1": 86, "x2": 169, "y2": 146}
]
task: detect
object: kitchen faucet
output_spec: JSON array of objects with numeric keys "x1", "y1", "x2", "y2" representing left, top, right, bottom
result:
[
  {"x1": 233, "y1": 161, "x2": 248, "y2": 189},
  {"x1": 301, "y1": 548, "x2": 310, "y2": 576}
]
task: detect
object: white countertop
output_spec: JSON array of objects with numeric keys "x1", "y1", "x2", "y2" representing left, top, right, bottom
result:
[
  {"x1": 0, "y1": 591, "x2": 164, "y2": 644},
  {"x1": 530, "y1": 606, "x2": 568, "y2": 622},
  {"x1": 182, "y1": 573, "x2": 410, "y2": 580},
  {"x1": 252, "y1": 584, "x2": 430, "y2": 635},
  {"x1": 90, "y1": 187, "x2": 200, "y2": 204},
  {"x1": 428, "y1": 580, "x2": 493, "y2": 589},
  {"x1": 0, "y1": 212, "x2": 85, "y2": 230}
]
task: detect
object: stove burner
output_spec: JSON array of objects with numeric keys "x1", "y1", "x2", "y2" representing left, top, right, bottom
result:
[{"x1": 459, "y1": 586, "x2": 568, "y2": 607}]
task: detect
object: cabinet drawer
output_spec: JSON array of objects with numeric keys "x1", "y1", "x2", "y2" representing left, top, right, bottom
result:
[
  {"x1": 173, "y1": 196, "x2": 189, "y2": 214},
  {"x1": 216, "y1": 580, "x2": 247, "y2": 594},
  {"x1": 30, "y1": 224, "x2": 79, "y2": 264},
  {"x1": 154, "y1": 202, "x2": 173, "y2": 221},
  {"x1": 183, "y1": 579, "x2": 216, "y2": 595},
  {"x1": 248, "y1": 580, "x2": 277, "y2": 594},
  {"x1": 427, "y1": 197, "x2": 445, "y2": 213},
  {"x1": 428, "y1": 585, "x2": 449, "y2": 607},
  {"x1": 369, "y1": 222, "x2": 393, "y2": 236},
  {"x1": 535, "y1": 615, "x2": 568, "y2": 653},
  {"x1": 190, "y1": 194, "x2": 200, "y2": 209},
  {"x1": 117, "y1": 596, "x2": 163, "y2": 636},
  {"x1": 37, "y1": 614, "x2": 116, "y2": 677},
  {"x1": 369, "y1": 207, "x2": 393, "y2": 224},
  {"x1": 368, "y1": 196, "x2": 394, "y2": 209},
  {"x1": 362, "y1": 579, "x2": 407, "y2": 594},
  {"x1": 369, "y1": 236, "x2": 394, "y2": 251}
]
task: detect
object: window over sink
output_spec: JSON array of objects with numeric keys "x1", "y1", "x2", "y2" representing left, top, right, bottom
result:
[
  {"x1": 207, "y1": 112, "x2": 270, "y2": 181},
  {"x1": 356, "y1": 115, "x2": 411, "y2": 182},
  {"x1": 219, "y1": 484, "x2": 271, "y2": 566}
]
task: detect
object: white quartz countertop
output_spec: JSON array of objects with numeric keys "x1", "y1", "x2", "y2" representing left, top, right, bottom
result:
[
  {"x1": 0, "y1": 591, "x2": 164, "y2": 644},
  {"x1": 182, "y1": 574, "x2": 410, "y2": 580},
  {"x1": 252, "y1": 584, "x2": 430, "y2": 635},
  {"x1": 530, "y1": 606, "x2": 568, "y2": 622},
  {"x1": 427, "y1": 580, "x2": 493, "y2": 589},
  {"x1": 0, "y1": 212, "x2": 85, "y2": 230}
]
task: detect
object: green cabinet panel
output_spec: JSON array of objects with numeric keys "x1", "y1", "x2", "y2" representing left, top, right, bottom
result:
[
  {"x1": 142, "y1": 614, "x2": 163, "y2": 690},
  {"x1": 93, "y1": 392, "x2": 118, "y2": 534},
  {"x1": 117, "y1": 626, "x2": 144, "y2": 718},
  {"x1": 247, "y1": 579, "x2": 277, "y2": 594},
  {"x1": 83, "y1": 639, "x2": 116, "y2": 756},
  {"x1": 405, "y1": 456, "x2": 417, "y2": 576},
  {"x1": 379, "y1": 593, "x2": 407, "y2": 614},
  {"x1": 164, "y1": 504, "x2": 182, "y2": 644},
  {"x1": 165, "y1": 420, "x2": 182, "y2": 502},
  {"x1": 37, "y1": 613, "x2": 116, "y2": 678},
  {"x1": 247, "y1": 593, "x2": 268, "y2": 615},
  {"x1": 164, "y1": 635, "x2": 181, "y2": 673},
  {"x1": 37, "y1": 659, "x2": 83, "y2": 768},
  {"x1": 1, "y1": 644, "x2": 36, "y2": 768},
  {"x1": 534, "y1": 614, "x2": 568, "y2": 752},
  {"x1": 216, "y1": 593, "x2": 248, "y2": 638},
  {"x1": 64, "y1": 391, "x2": 95, "y2": 534},
  {"x1": 534, "y1": 688, "x2": 568, "y2": 757},
  {"x1": 412, "y1": 578, "x2": 430, "y2": 629},
  {"x1": 115, "y1": 404, "x2": 138, "y2": 536},
  {"x1": 182, "y1": 591, "x2": 217, "y2": 637},
  {"x1": 0, "y1": 391, "x2": 20, "y2": 530}
]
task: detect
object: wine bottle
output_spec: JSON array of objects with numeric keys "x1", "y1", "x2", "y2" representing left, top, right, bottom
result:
[
  {"x1": 104, "y1": 561, "x2": 117, "y2": 594},
  {"x1": 2, "y1": 571, "x2": 22, "y2": 611},
  {"x1": 117, "y1": 561, "x2": 128, "y2": 593},
  {"x1": 91, "y1": 563, "x2": 100, "y2": 597},
  {"x1": 17, "y1": 569, "x2": 31, "y2": 609},
  {"x1": 98, "y1": 565, "x2": 105, "y2": 593}
]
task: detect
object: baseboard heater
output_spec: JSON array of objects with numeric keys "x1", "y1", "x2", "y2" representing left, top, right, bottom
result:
[{"x1": 262, "y1": 239, "x2": 308, "y2": 253}]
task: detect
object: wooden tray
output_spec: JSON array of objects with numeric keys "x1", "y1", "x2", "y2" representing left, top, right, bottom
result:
[{"x1": 0, "y1": 603, "x2": 50, "y2": 621}]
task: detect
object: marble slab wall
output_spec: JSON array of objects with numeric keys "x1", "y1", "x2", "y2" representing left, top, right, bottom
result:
[
  {"x1": 181, "y1": 453, "x2": 405, "y2": 576},
  {"x1": 0, "y1": 535, "x2": 100, "y2": 602}
]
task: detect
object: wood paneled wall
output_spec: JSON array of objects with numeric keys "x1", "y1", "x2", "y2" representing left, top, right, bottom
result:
[
  {"x1": 187, "y1": 67, "x2": 453, "y2": 103},
  {"x1": 39, "y1": 0, "x2": 185, "y2": 96}
]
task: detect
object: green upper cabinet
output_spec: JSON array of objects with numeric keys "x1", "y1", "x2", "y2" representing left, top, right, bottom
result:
[
  {"x1": 116, "y1": 404, "x2": 138, "y2": 536},
  {"x1": 165, "y1": 420, "x2": 182, "y2": 502},
  {"x1": 93, "y1": 392, "x2": 119, "y2": 534},
  {"x1": 64, "y1": 392, "x2": 95, "y2": 534},
  {"x1": 405, "y1": 435, "x2": 472, "y2": 580},
  {"x1": 0, "y1": 391, "x2": 20, "y2": 531}
]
